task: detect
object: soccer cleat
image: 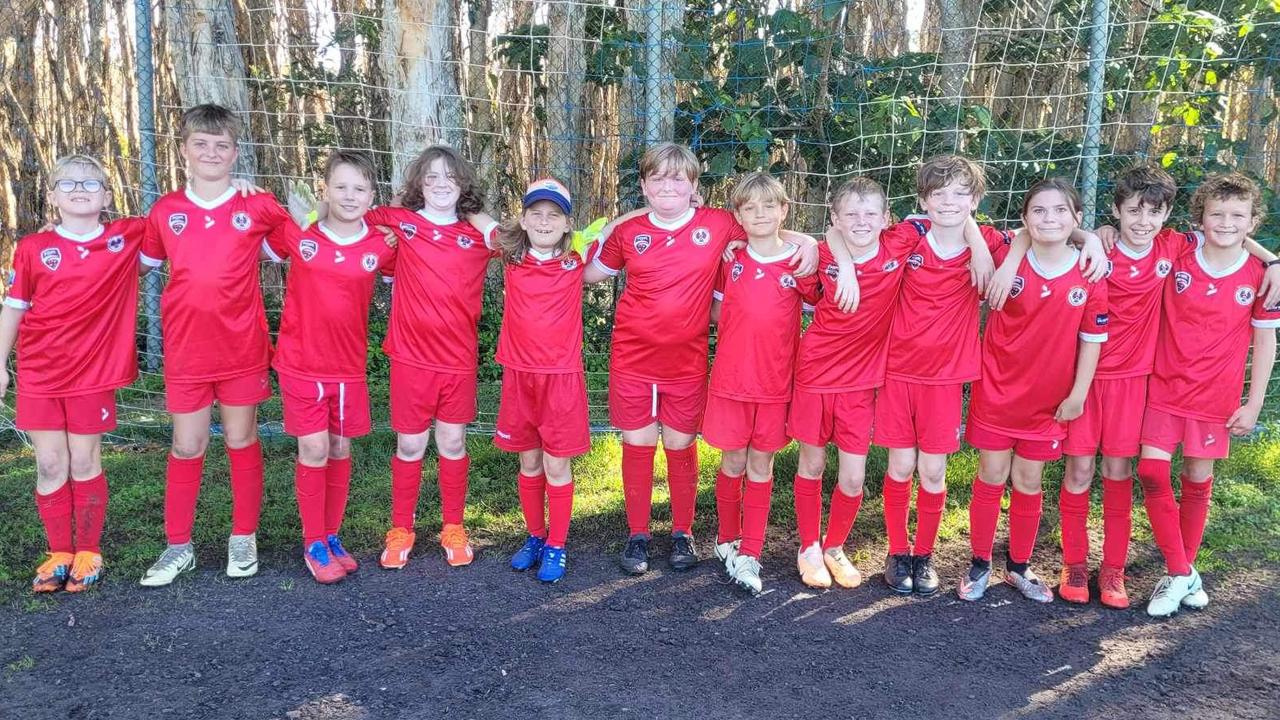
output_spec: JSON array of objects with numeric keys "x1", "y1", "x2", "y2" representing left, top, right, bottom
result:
[
  {"x1": 1058, "y1": 563, "x2": 1091, "y2": 605},
  {"x1": 669, "y1": 532, "x2": 698, "y2": 571},
  {"x1": 1005, "y1": 567, "x2": 1054, "y2": 603},
  {"x1": 1098, "y1": 566, "x2": 1130, "y2": 609},
  {"x1": 1181, "y1": 567, "x2": 1208, "y2": 610},
  {"x1": 714, "y1": 539, "x2": 740, "y2": 572},
  {"x1": 957, "y1": 558, "x2": 991, "y2": 602},
  {"x1": 510, "y1": 535, "x2": 546, "y2": 572},
  {"x1": 226, "y1": 533, "x2": 259, "y2": 578},
  {"x1": 911, "y1": 553, "x2": 940, "y2": 596},
  {"x1": 32, "y1": 552, "x2": 74, "y2": 593},
  {"x1": 728, "y1": 554, "x2": 764, "y2": 595},
  {"x1": 884, "y1": 553, "x2": 914, "y2": 594},
  {"x1": 380, "y1": 527, "x2": 416, "y2": 569},
  {"x1": 1147, "y1": 571, "x2": 1199, "y2": 617},
  {"x1": 303, "y1": 541, "x2": 346, "y2": 584},
  {"x1": 64, "y1": 551, "x2": 103, "y2": 593},
  {"x1": 797, "y1": 543, "x2": 832, "y2": 589},
  {"x1": 325, "y1": 534, "x2": 359, "y2": 574},
  {"x1": 823, "y1": 547, "x2": 863, "y2": 589},
  {"x1": 537, "y1": 546, "x2": 567, "y2": 584},
  {"x1": 439, "y1": 523, "x2": 475, "y2": 567},
  {"x1": 620, "y1": 534, "x2": 650, "y2": 575},
  {"x1": 140, "y1": 544, "x2": 195, "y2": 587}
]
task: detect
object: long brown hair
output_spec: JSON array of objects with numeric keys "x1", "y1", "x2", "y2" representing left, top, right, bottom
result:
[
  {"x1": 496, "y1": 202, "x2": 574, "y2": 264},
  {"x1": 397, "y1": 145, "x2": 484, "y2": 216}
]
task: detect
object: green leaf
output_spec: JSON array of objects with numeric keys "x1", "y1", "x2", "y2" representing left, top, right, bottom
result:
[
  {"x1": 1184, "y1": 106, "x2": 1201, "y2": 126},
  {"x1": 709, "y1": 150, "x2": 736, "y2": 176},
  {"x1": 1238, "y1": 22, "x2": 1253, "y2": 38},
  {"x1": 1161, "y1": 151, "x2": 1178, "y2": 167},
  {"x1": 1206, "y1": 69, "x2": 1218, "y2": 85}
]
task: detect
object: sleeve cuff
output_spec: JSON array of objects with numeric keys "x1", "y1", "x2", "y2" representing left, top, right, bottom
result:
[
  {"x1": 139, "y1": 253, "x2": 165, "y2": 268},
  {"x1": 1251, "y1": 318, "x2": 1280, "y2": 329},
  {"x1": 261, "y1": 239, "x2": 284, "y2": 264},
  {"x1": 482, "y1": 221, "x2": 500, "y2": 249},
  {"x1": 1079, "y1": 331, "x2": 1108, "y2": 343},
  {"x1": 3, "y1": 296, "x2": 30, "y2": 310},
  {"x1": 592, "y1": 257, "x2": 619, "y2": 277}
]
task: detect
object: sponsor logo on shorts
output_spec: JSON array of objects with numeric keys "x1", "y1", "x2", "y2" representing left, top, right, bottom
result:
[
  {"x1": 168, "y1": 213, "x2": 188, "y2": 235},
  {"x1": 907, "y1": 253, "x2": 924, "y2": 270},
  {"x1": 299, "y1": 239, "x2": 318, "y2": 262},
  {"x1": 40, "y1": 247, "x2": 61, "y2": 271},
  {"x1": 691, "y1": 227, "x2": 711, "y2": 246},
  {"x1": 1009, "y1": 276, "x2": 1025, "y2": 298},
  {"x1": 1067, "y1": 286, "x2": 1087, "y2": 307},
  {"x1": 634, "y1": 234, "x2": 652, "y2": 254},
  {"x1": 231, "y1": 211, "x2": 252, "y2": 231},
  {"x1": 1155, "y1": 258, "x2": 1173, "y2": 277},
  {"x1": 398, "y1": 222, "x2": 417, "y2": 240},
  {"x1": 362, "y1": 252, "x2": 379, "y2": 272},
  {"x1": 1174, "y1": 271, "x2": 1192, "y2": 294},
  {"x1": 1235, "y1": 286, "x2": 1255, "y2": 306},
  {"x1": 1204, "y1": 433, "x2": 1216, "y2": 446},
  {"x1": 107, "y1": 235, "x2": 125, "y2": 253},
  {"x1": 496, "y1": 429, "x2": 512, "y2": 439},
  {"x1": 101, "y1": 407, "x2": 109, "y2": 421}
]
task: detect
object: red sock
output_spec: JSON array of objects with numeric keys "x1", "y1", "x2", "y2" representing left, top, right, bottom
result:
[
  {"x1": 822, "y1": 488, "x2": 863, "y2": 550},
  {"x1": 665, "y1": 445, "x2": 699, "y2": 535},
  {"x1": 1137, "y1": 458, "x2": 1190, "y2": 575},
  {"x1": 1100, "y1": 476, "x2": 1132, "y2": 570},
  {"x1": 35, "y1": 483, "x2": 73, "y2": 554},
  {"x1": 517, "y1": 473, "x2": 548, "y2": 538},
  {"x1": 71, "y1": 473, "x2": 109, "y2": 553},
  {"x1": 793, "y1": 474, "x2": 822, "y2": 548},
  {"x1": 227, "y1": 441, "x2": 264, "y2": 535},
  {"x1": 1058, "y1": 487, "x2": 1090, "y2": 566},
  {"x1": 1179, "y1": 475, "x2": 1213, "y2": 565},
  {"x1": 882, "y1": 474, "x2": 912, "y2": 555},
  {"x1": 294, "y1": 461, "x2": 327, "y2": 545},
  {"x1": 164, "y1": 454, "x2": 204, "y2": 545},
  {"x1": 546, "y1": 481, "x2": 575, "y2": 547},
  {"x1": 968, "y1": 477, "x2": 1005, "y2": 561},
  {"x1": 437, "y1": 455, "x2": 470, "y2": 525},
  {"x1": 1007, "y1": 489, "x2": 1043, "y2": 565},
  {"x1": 621, "y1": 443, "x2": 656, "y2": 536},
  {"x1": 324, "y1": 456, "x2": 352, "y2": 536},
  {"x1": 714, "y1": 470, "x2": 744, "y2": 543},
  {"x1": 738, "y1": 477, "x2": 774, "y2": 558},
  {"x1": 913, "y1": 486, "x2": 947, "y2": 556},
  {"x1": 390, "y1": 456, "x2": 422, "y2": 530}
]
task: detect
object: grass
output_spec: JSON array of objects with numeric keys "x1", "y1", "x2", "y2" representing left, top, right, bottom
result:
[{"x1": 2, "y1": 427, "x2": 1279, "y2": 598}]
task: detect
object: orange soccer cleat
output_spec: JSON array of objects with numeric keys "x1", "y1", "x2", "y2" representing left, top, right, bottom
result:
[
  {"x1": 1098, "y1": 565, "x2": 1130, "y2": 609},
  {"x1": 380, "y1": 527, "x2": 416, "y2": 570},
  {"x1": 439, "y1": 523, "x2": 475, "y2": 567},
  {"x1": 1058, "y1": 563, "x2": 1091, "y2": 605}
]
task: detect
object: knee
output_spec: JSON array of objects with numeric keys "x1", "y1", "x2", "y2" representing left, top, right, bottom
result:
[
  {"x1": 34, "y1": 450, "x2": 69, "y2": 485},
  {"x1": 1064, "y1": 460, "x2": 1095, "y2": 494},
  {"x1": 433, "y1": 427, "x2": 466, "y2": 459},
  {"x1": 396, "y1": 434, "x2": 429, "y2": 461},
  {"x1": 328, "y1": 436, "x2": 351, "y2": 460},
  {"x1": 68, "y1": 452, "x2": 101, "y2": 480},
  {"x1": 297, "y1": 436, "x2": 330, "y2": 466},
  {"x1": 746, "y1": 452, "x2": 774, "y2": 481},
  {"x1": 1010, "y1": 469, "x2": 1043, "y2": 494},
  {"x1": 796, "y1": 447, "x2": 826, "y2": 479},
  {"x1": 720, "y1": 450, "x2": 748, "y2": 477},
  {"x1": 886, "y1": 453, "x2": 916, "y2": 482},
  {"x1": 916, "y1": 459, "x2": 947, "y2": 491},
  {"x1": 837, "y1": 472, "x2": 865, "y2": 497},
  {"x1": 171, "y1": 436, "x2": 208, "y2": 460},
  {"x1": 544, "y1": 456, "x2": 573, "y2": 485},
  {"x1": 519, "y1": 454, "x2": 545, "y2": 477}
]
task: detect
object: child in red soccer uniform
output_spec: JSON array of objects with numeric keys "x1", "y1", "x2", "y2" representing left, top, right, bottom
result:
[
  {"x1": 1, "y1": 155, "x2": 145, "y2": 592},
  {"x1": 704, "y1": 173, "x2": 819, "y2": 595},
  {"x1": 139, "y1": 105, "x2": 293, "y2": 587},
  {"x1": 960, "y1": 178, "x2": 1109, "y2": 604},
  {"x1": 1138, "y1": 173, "x2": 1279, "y2": 617},
  {"x1": 263, "y1": 151, "x2": 396, "y2": 584},
  {"x1": 1058, "y1": 166, "x2": 1280, "y2": 608},
  {"x1": 363, "y1": 146, "x2": 500, "y2": 570},
  {"x1": 495, "y1": 179, "x2": 601, "y2": 584},
  {"x1": 592, "y1": 143, "x2": 823, "y2": 575}
]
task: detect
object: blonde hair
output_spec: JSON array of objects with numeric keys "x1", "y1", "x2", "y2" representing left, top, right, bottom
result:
[
  {"x1": 1189, "y1": 172, "x2": 1264, "y2": 227},
  {"x1": 729, "y1": 172, "x2": 789, "y2": 210},
  {"x1": 639, "y1": 142, "x2": 701, "y2": 183},
  {"x1": 49, "y1": 154, "x2": 109, "y2": 187},
  {"x1": 179, "y1": 103, "x2": 241, "y2": 143},
  {"x1": 917, "y1": 154, "x2": 987, "y2": 199},
  {"x1": 496, "y1": 201, "x2": 574, "y2": 264},
  {"x1": 829, "y1": 177, "x2": 887, "y2": 214}
]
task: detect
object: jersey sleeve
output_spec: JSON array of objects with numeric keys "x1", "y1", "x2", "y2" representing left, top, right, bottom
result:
[
  {"x1": 797, "y1": 269, "x2": 822, "y2": 307},
  {"x1": 262, "y1": 222, "x2": 298, "y2": 263},
  {"x1": 1251, "y1": 274, "x2": 1280, "y2": 328},
  {"x1": 1079, "y1": 279, "x2": 1109, "y2": 343},
  {"x1": 3, "y1": 240, "x2": 35, "y2": 309},
  {"x1": 980, "y1": 225, "x2": 1013, "y2": 253},
  {"x1": 882, "y1": 221, "x2": 926, "y2": 257},
  {"x1": 991, "y1": 239, "x2": 1013, "y2": 266},
  {"x1": 594, "y1": 224, "x2": 625, "y2": 276},
  {"x1": 253, "y1": 195, "x2": 292, "y2": 233},
  {"x1": 712, "y1": 258, "x2": 729, "y2": 301},
  {"x1": 1155, "y1": 227, "x2": 1200, "y2": 258},
  {"x1": 141, "y1": 213, "x2": 167, "y2": 267}
]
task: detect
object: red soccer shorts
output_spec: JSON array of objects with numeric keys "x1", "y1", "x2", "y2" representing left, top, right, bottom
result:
[
  {"x1": 389, "y1": 361, "x2": 478, "y2": 434},
  {"x1": 278, "y1": 373, "x2": 372, "y2": 438},
  {"x1": 965, "y1": 419, "x2": 1064, "y2": 462},
  {"x1": 873, "y1": 379, "x2": 964, "y2": 454},
  {"x1": 16, "y1": 389, "x2": 117, "y2": 434},
  {"x1": 1140, "y1": 406, "x2": 1230, "y2": 460},
  {"x1": 166, "y1": 369, "x2": 271, "y2": 414},
  {"x1": 702, "y1": 394, "x2": 790, "y2": 452},
  {"x1": 494, "y1": 369, "x2": 591, "y2": 457},
  {"x1": 787, "y1": 387, "x2": 875, "y2": 455},
  {"x1": 608, "y1": 373, "x2": 707, "y2": 435},
  {"x1": 1064, "y1": 375, "x2": 1147, "y2": 458}
]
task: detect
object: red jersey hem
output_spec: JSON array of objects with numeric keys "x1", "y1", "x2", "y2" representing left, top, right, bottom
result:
[
  {"x1": 495, "y1": 360, "x2": 584, "y2": 375},
  {"x1": 1093, "y1": 367, "x2": 1154, "y2": 381},
  {"x1": 884, "y1": 371, "x2": 978, "y2": 385},
  {"x1": 164, "y1": 363, "x2": 271, "y2": 384},
  {"x1": 1145, "y1": 401, "x2": 1229, "y2": 426},
  {"x1": 384, "y1": 355, "x2": 476, "y2": 375},
  {"x1": 966, "y1": 415, "x2": 1066, "y2": 442},
  {"x1": 272, "y1": 363, "x2": 370, "y2": 384},
  {"x1": 15, "y1": 375, "x2": 135, "y2": 399},
  {"x1": 610, "y1": 368, "x2": 708, "y2": 384},
  {"x1": 708, "y1": 388, "x2": 791, "y2": 404},
  {"x1": 794, "y1": 380, "x2": 883, "y2": 394}
]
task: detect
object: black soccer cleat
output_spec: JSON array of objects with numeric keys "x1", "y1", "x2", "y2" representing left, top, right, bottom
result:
[
  {"x1": 620, "y1": 534, "x2": 650, "y2": 575},
  {"x1": 912, "y1": 553, "x2": 940, "y2": 596},
  {"x1": 669, "y1": 532, "x2": 698, "y2": 571},
  {"x1": 884, "y1": 553, "x2": 914, "y2": 594}
]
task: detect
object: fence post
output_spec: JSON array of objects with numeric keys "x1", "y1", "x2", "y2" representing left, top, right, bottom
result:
[
  {"x1": 1081, "y1": 0, "x2": 1110, "y2": 227},
  {"x1": 135, "y1": 0, "x2": 163, "y2": 370}
]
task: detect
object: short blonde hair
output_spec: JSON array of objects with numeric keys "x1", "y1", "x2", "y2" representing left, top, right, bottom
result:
[
  {"x1": 729, "y1": 172, "x2": 789, "y2": 210},
  {"x1": 49, "y1": 154, "x2": 109, "y2": 188},
  {"x1": 180, "y1": 103, "x2": 240, "y2": 143},
  {"x1": 829, "y1": 177, "x2": 887, "y2": 214},
  {"x1": 917, "y1": 154, "x2": 986, "y2": 199},
  {"x1": 639, "y1": 142, "x2": 701, "y2": 183},
  {"x1": 1189, "y1": 172, "x2": 1264, "y2": 227}
]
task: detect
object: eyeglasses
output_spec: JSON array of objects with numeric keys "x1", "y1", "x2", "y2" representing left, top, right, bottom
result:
[{"x1": 53, "y1": 179, "x2": 104, "y2": 193}]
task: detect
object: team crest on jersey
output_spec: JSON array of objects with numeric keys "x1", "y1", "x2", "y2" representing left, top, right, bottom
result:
[
  {"x1": 634, "y1": 234, "x2": 652, "y2": 254},
  {"x1": 456, "y1": 235, "x2": 474, "y2": 249},
  {"x1": 168, "y1": 213, "x2": 188, "y2": 235},
  {"x1": 780, "y1": 274, "x2": 797, "y2": 289},
  {"x1": 1067, "y1": 286, "x2": 1088, "y2": 307},
  {"x1": 398, "y1": 222, "x2": 417, "y2": 240},
  {"x1": 106, "y1": 234, "x2": 125, "y2": 253},
  {"x1": 1009, "y1": 276, "x2": 1025, "y2": 299},
  {"x1": 1155, "y1": 259, "x2": 1173, "y2": 278},
  {"x1": 907, "y1": 253, "x2": 924, "y2": 270},
  {"x1": 231, "y1": 211, "x2": 252, "y2": 232},
  {"x1": 361, "y1": 252, "x2": 379, "y2": 272},
  {"x1": 40, "y1": 247, "x2": 61, "y2": 271},
  {"x1": 731, "y1": 261, "x2": 744, "y2": 282},
  {"x1": 1235, "y1": 286, "x2": 1256, "y2": 306},
  {"x1": 561, "y1": 258, "x2": 579, "y2": 271},
  {"x1": 1174, "y1": 271, "x2": 1192, "y2": 294},
  {"x1": 299, "y1": 239, "x2": 318, "y2": 262},
  {"x1": 691, "y1": 227, "x2": 711, "y2": 246},
  {"x1": 883, "y1": 259, "x2": 900, "y2": 272},
  {"x1": 824, "y1": 263, "x2": 840, "y2": 280}
]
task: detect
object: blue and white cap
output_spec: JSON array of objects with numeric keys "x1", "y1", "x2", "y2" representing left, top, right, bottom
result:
[{"x1": 522, "y1": 178, "x2": 572, "y2": 215}]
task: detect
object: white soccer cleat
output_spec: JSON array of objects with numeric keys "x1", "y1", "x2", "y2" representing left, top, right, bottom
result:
[
  {"x1": 140, "y1": 544, "x2": 195, "y2": 587},
  {"x1": 227, "y1": 533, "x2": 259, "y2": 578},
  {"x1": 1180, "y1": 567, "x2": 1208, "y2": 609},
  {"x1": 728, "y1": 554, "x2": 764, "y2": 595},
  {"x1": 1147, "y1": 570, "x2": 1199, "y2": 618},
  {"x1": 714, "y1": 539, "x2": 740, "y2": 572}
]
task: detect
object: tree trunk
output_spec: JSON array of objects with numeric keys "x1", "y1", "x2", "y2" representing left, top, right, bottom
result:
[{"x1": 546, "y1": 0, "x2": 586, "y2": 191}]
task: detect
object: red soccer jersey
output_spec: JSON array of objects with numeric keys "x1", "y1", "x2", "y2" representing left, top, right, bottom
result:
[
  {"x1": 1147, "y1": 246, "x2": 1280, "y2": 423},
  {"x1": 264, "y1": 221, "x2": 398, "y2": 383},
  {"x1": 886, "y1": 220, "x2": 1013, "y2": 384},
  {"x1": 968, "y1": 247, "x2": 1110, "y2": 439},
  {"x1": 4, "y1": 219, "x2": 145, "y2": 396},
  {"x1": 496, "y1": 248, "x2": 588, "y2": 374},
  {"x1": 1095, "y1": 228, "x2": 1198, "y2": 379},
  {"x1": 366, "y1": 206, "x2": 498, "y2": 374},
  {"x1": 709, "y1": 245, "x2": 819, "y2": 402},
  {"x1": 594, "y1": 207, "x2": 746, "y2": 382},
  {"x1": 794, "y1": 223, "x2": 922, "y2": 393},
  {"x1": 141, "y1": 188, "x2": 290, "y2": 382}
]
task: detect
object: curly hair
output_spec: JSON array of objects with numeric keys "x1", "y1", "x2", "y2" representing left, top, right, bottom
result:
[
  {"x1": 1112, "y1": 163, "x2": 1177, "y2": 211},
  {"x1": 1189, "y1": 172, "x2": 1264, "y2": 228},
  {"x1": 397, "y1": 145, "x2": 485, "y2": 216}
]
